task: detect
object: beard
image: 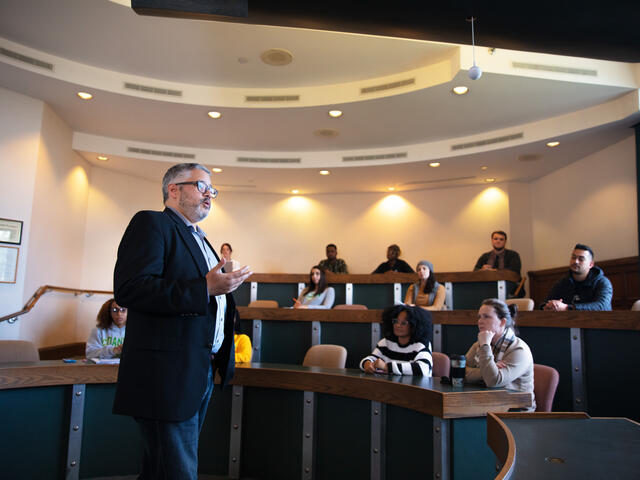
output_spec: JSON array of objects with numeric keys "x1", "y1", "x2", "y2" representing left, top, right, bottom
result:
[{"x1": 179, "y1": 197, "x2": 210, "y2": 223}]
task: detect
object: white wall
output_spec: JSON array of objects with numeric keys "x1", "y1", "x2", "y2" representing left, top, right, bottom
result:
[
  {"x1": 531, "y1": 135, "x2": 638, "y2": 270},
  {"x1": 20, "y1": 104, "x2": 91, "y2": 347},
  {"x1": 0, "y1": 87, "x2": 43, "y2": 340}
]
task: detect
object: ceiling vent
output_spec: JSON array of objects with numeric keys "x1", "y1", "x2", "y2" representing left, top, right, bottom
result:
[
  {"x1": 237, "y1": 156, "x2": 301, "y2": 164},
  {"x1": 127, "y1": 146, "x2": 195, "y2": 159},
  {"x1": 403, "y1": 176, "x2": 476, "y2": 185},
  {"x1": 451, "y1": 133, "x2": 523, "y2": 151},
  {"x1": 215, "y1": 184, "x2": 257, "y2": 188},
  {"x1": 361, "y1": 78, "x2": 415, "y2": 94},
  {"x1": 518, "y1": 154, "x2": 542, "y2": 162},
  {"x1": 124, "y1": 82, "x2": 182, "y2": 97},
  {"x1": 0, "y1": 47, "x2": 53, "y2": 71},
  {"x1": 343, "y1": 152, "x2": 407, "y2": 162},
  {"x1": 245, "y1": 95, "x2": 300, "y2": 102},
  {"x1": 512, "y1": 61, "x2": 597, "y2": 77},
  {"x1": 314, "y1": 128, "x2": 339, "y2": 138}
]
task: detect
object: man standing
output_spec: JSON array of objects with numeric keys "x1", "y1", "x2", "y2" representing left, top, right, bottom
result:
[
  {"x1": 474, "y1": 230, "x2": 522, "y2": 275},
  {"x1": 113, "y1": 163, "x2": 252, "y2": 479},
  {"x1": 318, "y1": 243, "x2": 349, "y2": 274},
  {"x1": 542, "y1": 244, "x2": 612, "y2": 311}
]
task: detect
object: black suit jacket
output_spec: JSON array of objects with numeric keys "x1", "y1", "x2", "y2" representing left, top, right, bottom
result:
[{"x1": 113, "y1": 208, "x2": 235, "y2": 422}]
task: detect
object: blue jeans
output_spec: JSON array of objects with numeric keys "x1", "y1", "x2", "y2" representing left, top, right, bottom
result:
[{"x1": 135, "y1": 364, "x2": 214, "y2": 480}]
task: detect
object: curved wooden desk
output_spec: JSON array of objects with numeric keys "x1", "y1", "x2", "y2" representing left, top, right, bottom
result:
[
  {"x1": 0, "y1": 361, "x2": 530, "y2": 480},
  {"x1": 487, "y1": 412, "x2": 640, "y2": 479}
]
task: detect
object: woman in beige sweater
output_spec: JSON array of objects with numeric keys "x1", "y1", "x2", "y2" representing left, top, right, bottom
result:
[
  {"x1": 404, "y1": 260, "x2": 446, "y2": 310},
  {"x1": 465, "y1": 298, "x2": 535, "y2": 411}
]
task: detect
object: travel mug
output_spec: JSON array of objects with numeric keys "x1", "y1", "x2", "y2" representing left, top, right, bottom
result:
[{"x1": 449, "y1": 354, "x2": 466, "y2": 387}]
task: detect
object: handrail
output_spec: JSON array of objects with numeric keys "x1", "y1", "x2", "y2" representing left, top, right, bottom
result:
[{"x1": 0, "y1": 285, "x2": 113, "y2": 324}]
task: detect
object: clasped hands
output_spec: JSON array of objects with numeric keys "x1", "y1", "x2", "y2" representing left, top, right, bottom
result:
[
  {"x1": 477, "y1": 330, "x2": 506, "y2": 369},
  {"x1": 206, "y1": 258, "x2": 252, "y2": 296},
  {"x1": 363, "y1": 358, "x2": 387, "y2": 374},
  {"x1": 543, "y1": 299, "x2": 569, "y2": 311}
]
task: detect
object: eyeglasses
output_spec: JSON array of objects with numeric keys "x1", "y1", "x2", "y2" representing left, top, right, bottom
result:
[
  {"x1": 111, "y1": 307, "x2": 127, "y2": 313},
  {"x1": 392, "y1": 318, "x2": 409, "y2": 326},
  {"x1": 174, "y1": 181, "x2": 219, "y2": 199}
]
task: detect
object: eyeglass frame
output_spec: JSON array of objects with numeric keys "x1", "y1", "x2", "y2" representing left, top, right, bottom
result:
[
  {"x1": 174, "y1": 180, "x2": 219, "y2": 199},
  {"x1": 391, "y1": 318, "x2": 410, "y2": 326},
  {"x1": 111, "y1": 307, "x2": 127, "y2": 313}
]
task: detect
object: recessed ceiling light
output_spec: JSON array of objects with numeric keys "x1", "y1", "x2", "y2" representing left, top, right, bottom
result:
[
  {"x1": 261, "y1": 48, "x2": 293, "y2": 66},
  {"x1": 484, "y1": 178, "x2": 496, "y2": 183},
  {"x1": 387, "y1": 187, "x2": 396, "y2": 191},
  {"x1": 452, "y1": 86, "x2": 469, "y2": 95},
  {"x1": 319, "y1": 170, "x2": 330, "y2": 175},
  {"x1": 328, "y1": 110, "x2": 343, "y2": 118},
  {"x1": 77, "y1": 92, "x2": 93, "y2": 100},
  {"x1": 212, "y1": 168, "x2": 222, "y2": 173},
  {"x1": 480, "y1": 165, "x2": 488, "y2": 170},
  {"x1": 291, "y1": 189, "x2": 300, "y2": 194},
  {"x1": 97, "y1": 155, "x2": 108, "y2": 161},
  {"x1": 546, "y1": 141, "x2": 560, "y2": 147},
  {"x1": 208, "y1": 111, "x2": 222, "y2": 119},
  {"x1": 429, "y1": 162, "x2": 440, "y2": 167}
]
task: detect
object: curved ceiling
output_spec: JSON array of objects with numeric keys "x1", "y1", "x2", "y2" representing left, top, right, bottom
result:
[{"x1": 0, "y1": 0, "x2": 638, "y2": 194}]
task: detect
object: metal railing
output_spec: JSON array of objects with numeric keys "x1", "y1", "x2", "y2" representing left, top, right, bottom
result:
[{"x1": 0, "y1": 285, "x2": 113, "y2": 324}]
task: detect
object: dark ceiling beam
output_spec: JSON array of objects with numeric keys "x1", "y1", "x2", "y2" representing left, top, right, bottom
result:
[{"x1": 132, "y1": 1, "x2": 640, "y2": 62}]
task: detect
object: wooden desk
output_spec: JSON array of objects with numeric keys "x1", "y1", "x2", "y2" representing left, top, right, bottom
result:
[
  {"x1": 0, "y1": 361, "x2": 530, "y2": 480},
  {"x1": 487, "y1": 412, "x2": 640, "y2": 479}
]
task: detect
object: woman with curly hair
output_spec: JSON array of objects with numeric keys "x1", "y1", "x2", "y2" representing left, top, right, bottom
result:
[
  {"x1": 293, "y1": 265, "x2": 335, "y2": 309},
  {"x1": 86, "y1": 298, "x2": 127, "y2": 359},
  {"x1": 360, "y1": 305, "x2": 433, "y2": 376}
]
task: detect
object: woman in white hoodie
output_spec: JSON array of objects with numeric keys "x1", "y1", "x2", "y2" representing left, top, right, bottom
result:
[{"x1": 86, "y1": 298, "x2": 127, "y2": 359}]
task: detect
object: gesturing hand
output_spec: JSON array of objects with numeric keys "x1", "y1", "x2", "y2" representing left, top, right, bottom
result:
[{"x1": 206, "y1": 258, "x2": 253, "y2": 296}]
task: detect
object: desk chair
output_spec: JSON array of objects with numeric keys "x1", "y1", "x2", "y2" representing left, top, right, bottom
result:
[
  {"x1": 303, "y1": 344, "x2": 347, "y2": 368},
  {"x1": 248, "y1": 300, "x2": 279, "y2": 308},
  {"x1": 333, "y1": 304, "x2": 368, "y2": 310},
  {"x1": 0, "y1": 340, "x2": 39, "y2": 363},
  {"x1": 533, "y1": 363, "x2": 560, "y2": 412},
  {"x1": 505, "y1": 298, "x2": 535, "y2": 311},
  {"x1": 431, "y1": 352, "x2": 450, "y2": 377}
]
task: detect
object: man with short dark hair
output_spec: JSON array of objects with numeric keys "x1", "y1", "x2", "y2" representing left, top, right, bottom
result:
[
  {"x1": 474, "y1": 231, "x2": 522, "y2": 275},
  {"x1": 113, "y1": 163, "x2": 252, "y2": 479},
  {"x1": 541, "y1": 244, "x2": 612, "y2": 311},
  {"x1": 318, "y1": 243, "x2": 349, "y2": 274}
]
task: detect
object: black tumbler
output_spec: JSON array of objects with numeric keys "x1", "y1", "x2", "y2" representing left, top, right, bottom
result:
[{"x1": 449, "y1": 354, "x2": 466, "y2": 387}]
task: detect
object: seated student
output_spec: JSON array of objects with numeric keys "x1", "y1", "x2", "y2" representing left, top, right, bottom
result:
[
  {"x1": 293, "y1": 266, "x2": 335, "y2": 309},
  {"x1": 405, "y1": 260, "x2": 446, "y2": 311},
  {"x1": 541, "y1": 243, "x2": 612, "y2": 311},
  {"x1": 318, "y1": 243, "x2": 349, "y2": 274},
  {"x1": 465, "y1": 298, "x2": 535, "y2": 411},
  {"x1": 474, "y1": 230, "x2": 524, "y2": 297},
  {"x1": 220, "y1": 242, "x2": 241, "y2": 272},
  {"x1": 234, "y1": 319, "x2": 253, "y2": 363},
  {"x1": 86, "y1": 298, "x2": 127, "y2": 359},
  {"x1": 360, "y1": 305, "x2": 433, "y2": 376},
  {"x1": 372, "y1": 244, "x2": 414, "y2": 274}
]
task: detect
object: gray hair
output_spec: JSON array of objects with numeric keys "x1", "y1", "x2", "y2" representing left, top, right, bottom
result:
[
  {"x1": 481, "y1": 298, "x2": 517, "y2": 329},
  {"x1": 162, "y1": 163, "x2": 211, "y2": 203}
]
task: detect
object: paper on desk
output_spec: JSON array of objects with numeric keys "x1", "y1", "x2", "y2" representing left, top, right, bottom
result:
[{"x1": 90, "y1": 358, "x2": 120, "y2": 364}]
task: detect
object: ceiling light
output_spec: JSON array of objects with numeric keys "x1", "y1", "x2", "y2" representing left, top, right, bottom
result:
[
  {"x1": 484, "y1": 178, "x2": 496, "y2": 183},
  {"x1": 328, "y1": 110, "x2": 343, "y2": 118},
  {"x1": 429, "y1": 162, "x2": 441, "y2": 167},
  {"x1": 387, "y1": 187, "x2": 396, "y2": 191},
  {"x1": 319, "y1": 170, "x2": 330, "y2": 175},
  {"x1": 97, "y1": 155, "x2": 108, "y2": 161},
  {"x1": 208, "y1": 111, "x2": 222, "y2": 119},
  {"x1": 212, "y1": 168, "x2": 222, "y2": 173},
  {"x1": 261, "y1": 48, "x2": 293, "y2": 66},
  {"x1": 480, "y1": 165, "x2": 488, "y2": 170},
  {"x1": 452, "y1": 86, "x2": 469, "y2": 95},
  {"x1": 546, "y1": 141, "x2": 560, "y2": 147},
  {"x1": 77, "y1": 92, "x2": 93, "y2": 100},
  {"x1": 291, "y1": 189, "x2": 299, "y2": 194}
]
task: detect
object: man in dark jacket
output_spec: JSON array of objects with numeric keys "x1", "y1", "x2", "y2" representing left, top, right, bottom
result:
[
  {"x1": 541, "y1": 243, "x2": 612, "y2": 311},
  {"x1": 474, "y1": 230, "x2": 522, "y2": 274}
]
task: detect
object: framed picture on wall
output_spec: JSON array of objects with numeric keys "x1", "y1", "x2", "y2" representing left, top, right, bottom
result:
[
  {"x1": 0, "y1": 218, "x2": 23, "y2": 245},
  {"x1": 0, "y1": 245, "x2": 19, "y2": 283}
]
